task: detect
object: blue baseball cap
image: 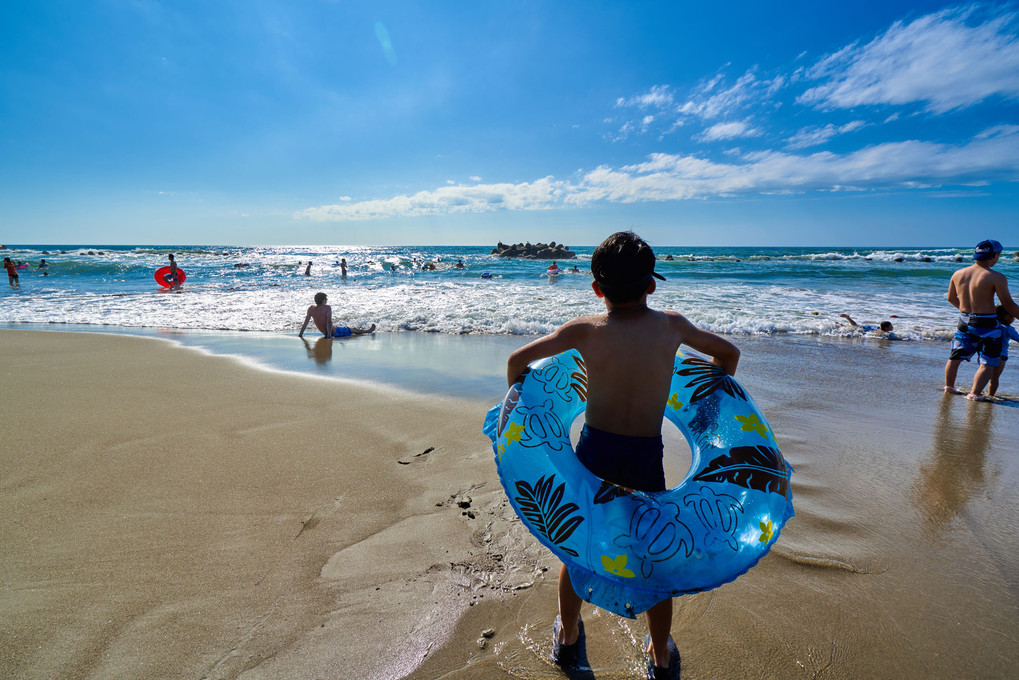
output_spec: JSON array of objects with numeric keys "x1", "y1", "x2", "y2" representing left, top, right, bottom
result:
[{"x1": 974, "y1": 239, "x2": 1002, "y2": 261}]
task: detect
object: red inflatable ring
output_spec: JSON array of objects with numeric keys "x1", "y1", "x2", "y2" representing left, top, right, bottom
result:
[{"x1": 154, "y1": 266, "x2": 186, "y2": 287}]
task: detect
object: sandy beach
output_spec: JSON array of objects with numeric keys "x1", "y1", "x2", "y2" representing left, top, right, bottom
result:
[{"x1": 2, "y1": 329, "x2": 1017, "y2": 679}]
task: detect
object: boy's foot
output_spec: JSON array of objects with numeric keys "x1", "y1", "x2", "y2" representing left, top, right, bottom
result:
[
  {"x1": 943, "y1": 386, "x2": 964, "y2": 395},
  {"x1": 645, "y1": 635, "x2": 681, "y2": 680},
  {"x1": 552, "y1": 614, "x2": 589, "y2": 670},
  {"x1": 966, "y1": 393, "x2": 990, "y2": 402}
]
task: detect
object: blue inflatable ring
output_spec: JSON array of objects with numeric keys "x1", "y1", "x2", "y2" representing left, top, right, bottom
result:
[{"x1": 482, "y1": 349, "x2": 794, "y2": 617}]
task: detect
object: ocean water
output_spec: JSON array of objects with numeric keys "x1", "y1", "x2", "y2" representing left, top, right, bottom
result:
[
  {"x1": 3, "y1": 243, "x2": 1008, "y2": 338},
  {"x1": 2, "y1": 243, "x2": 1013, "y2": 397}
]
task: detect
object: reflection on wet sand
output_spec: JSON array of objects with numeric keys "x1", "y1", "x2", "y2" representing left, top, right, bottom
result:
[
  {"x1": 912, "y1": 395, "x2": 994, "y2": 538},
  {"x1": 302, "y1": 336, "x2": 333, "y2": 365}
]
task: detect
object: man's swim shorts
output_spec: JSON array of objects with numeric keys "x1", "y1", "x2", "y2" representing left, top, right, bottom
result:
[
  {"x1": 950, "y1": 313, "x2": 1003, "y2": 366},
  {"x1": 332, "y1": 326, "x2": 352, "y2": 337},
  {"x1": 575, "y1": 424, "x2": 666, "y2": 492}
]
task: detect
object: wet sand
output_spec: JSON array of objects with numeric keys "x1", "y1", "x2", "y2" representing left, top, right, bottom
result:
[{"x1": 1, "y1": 330, "x2": 1017, "y2": 679}]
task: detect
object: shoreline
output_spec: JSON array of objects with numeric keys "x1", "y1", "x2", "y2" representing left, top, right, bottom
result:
[
  {"x1": 0, "y1": 321, "x2": 968, "y2": 401},
  {"x1": 2, "y1": 329, "x2": 1017, "y2": 679}
]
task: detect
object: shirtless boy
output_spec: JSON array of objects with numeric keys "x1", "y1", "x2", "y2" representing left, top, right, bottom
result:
[
  {"x1": 944, "y1": 239, "x2": 1019, "y2": 400},
  {"x1": 298, "y1": 292, "x2": 375, "y2": 338},
  {"x1": 167, "y1": 254, "x2": 182, "y2": 291},
  {"x1": 506, "y1": 231, "x2": 739, "y2": 679}
]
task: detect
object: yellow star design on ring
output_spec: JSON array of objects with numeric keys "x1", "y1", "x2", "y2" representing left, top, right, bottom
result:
[
  {"x1": 504, "y1": 421, "x2": 525, "y2": 445},
  {"x1": 735, "y1": 413, "x2": 771, "y2": 439}
]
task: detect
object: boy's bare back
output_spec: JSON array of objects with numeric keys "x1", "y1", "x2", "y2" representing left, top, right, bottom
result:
[
  {"x1": 949, "y1": 264, "x2": 1008, "y2": 315},
  {"x1": 563, "y1": 307, "x2": 689, "y2": 437},
  {"x1": 306, "y1": 304, "x2": 333, "y2": 336},
  {"x1": 508, "y1": 304, "x2": 737, "y2": 438}
]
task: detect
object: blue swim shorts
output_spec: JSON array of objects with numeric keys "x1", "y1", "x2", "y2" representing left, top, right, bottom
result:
[
  {"x1": 576, "y1": 424, "x2": 666, "y2": 492},
  {"x1": 949, "y1": 315, "x2": 1002, "y2": 366},
  {"x1": 332, "y1": 326, "x2": 352, "y2": 337}
]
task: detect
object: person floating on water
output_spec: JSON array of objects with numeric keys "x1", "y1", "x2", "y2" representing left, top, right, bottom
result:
[
  {"x1": 505, "y1": 231, "x2": 740, "y2": 678},
  {"x1": 838, "y1": 313, "x2": 895, "y2": 336},
  {"x1": 944, "y1": 239, "x2": 1019, "y2": 400},
  {"x1": 4, "y1": 257, "x2": 20, "y2": 288},
  {"x1": 989, "y1": 305, "x2": 1019, "y2": 399},
  {"x1": 37, "y1": 259, "x2": 48, "y2": 269},
  {"x1": 298, "y1": 292, "x2": 376, "y2": 339}
]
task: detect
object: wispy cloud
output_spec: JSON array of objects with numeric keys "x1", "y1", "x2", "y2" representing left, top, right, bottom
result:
[
  {"x1": 677, "y1": 70, "x2": 768, "y2": 120},
  {"x1": 696, "y1": 120, "x2": 763, "y2": 142},
  {"x1": 611, "y1": 69, "x2": 783, "y2": 140},
  {"x1": 615, "y1": 84, "x2": 674, "y2": 110},
  {"x1": 297, "y1": 127, "x2": 1019, "y2": 220},
  {"x1": 785, "y1": 121, "x2": 866, "y2": 149},
  {"x1": 799, "y1": 5, "x2": 1019, "y2": 113}
]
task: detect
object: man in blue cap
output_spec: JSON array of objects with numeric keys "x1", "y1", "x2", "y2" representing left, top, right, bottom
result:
[{"x1": 944, "y1": 239, "x2": 1019, "y2": 399}]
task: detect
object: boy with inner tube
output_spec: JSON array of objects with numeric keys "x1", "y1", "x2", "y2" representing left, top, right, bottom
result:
[
  {"x1": 506, "y1": 231, "x2": 740, "y2": 679},
  {"x1": 943, "y1": 239, "x2": 1019, "y2": 400}
]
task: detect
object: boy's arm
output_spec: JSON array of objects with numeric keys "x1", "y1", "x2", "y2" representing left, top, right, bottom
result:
[
  {"x1": 947, "y1": 275, "x2": 961, "y2": 310},
  {"x1": 507, "y1": 322, "x2": 583, "y2": 386},
  {"x1": 678, "y1": 319, "x2": 740, "y2": 376},
  {"x1": 298, "y1": 308, "x2": 313, "y2": 337},
  {"x1": 323, "y1": 305, "x2": 335, "y2": 337},
  {"x1": 994, "y1": 275, "x2": 1019, "y2": 318}
]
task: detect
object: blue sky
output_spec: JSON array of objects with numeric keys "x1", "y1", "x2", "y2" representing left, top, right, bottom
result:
[{"x1": 2, "y1": 1, "x2": 1018, "y2": 246}]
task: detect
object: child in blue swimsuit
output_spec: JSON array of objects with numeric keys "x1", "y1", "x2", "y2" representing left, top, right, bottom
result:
[
  {"x1": 989, "y1": 305, "x2": 1019, "y2": 399},
  {"x1": 506, "y1": 231, "x2": 740, "y2": 679}
]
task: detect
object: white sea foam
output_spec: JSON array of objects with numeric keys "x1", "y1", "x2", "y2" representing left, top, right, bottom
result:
[{"x1": 2, "y1": 243, "x2": 1010, "y2": 343}]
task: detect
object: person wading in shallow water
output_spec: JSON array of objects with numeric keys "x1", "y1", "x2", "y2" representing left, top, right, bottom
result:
[{"x1": 944, "y1": 239, "x2": 1019, "y2": 400}]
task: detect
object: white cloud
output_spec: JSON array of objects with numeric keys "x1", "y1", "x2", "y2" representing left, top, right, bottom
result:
[
  {"x1": 975, "y1": 124, "x2": 1019, "y2": 138},
  {"x1": 612, "y1": 70, "x2": 783, "y2": 140},
  {"x1": 799, "y1": 6, "x2": 1019, "y2": 113},
  {"x1": 615, "y1": 85, "x2": 674, "y2": 110},
  {"x1": 785, "y1": 120, "x2": 866, "y2": 149},
  {"x1": 677, "y1": 70, "x2": 761, "y2": 120},
  {"x1": 696, "y1": 121, "x2": 763, "y2": 142},
  {"x1": 296, "y1": 127, "x2": 1019, "y2": 220},
  {"x1": 295, "y1": 178, "x2": 568, "y2": 221},
  {"x1": 568, "y1": 128, "x2": 1019, "y2": 202}
]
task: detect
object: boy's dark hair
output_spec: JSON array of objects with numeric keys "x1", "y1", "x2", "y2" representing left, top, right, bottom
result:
[
  {"x1": 314, "y1": 292, "x2": 328, "y2": 305},
  {"x1": 880, "y1": 321, "x2": 893, "y2": 332},
  {"x1": 591, "y1": 231, "x2": 666, "y2": 303}
]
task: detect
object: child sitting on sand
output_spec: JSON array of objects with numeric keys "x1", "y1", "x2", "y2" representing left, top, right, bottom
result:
[
  {"x1": 298, "y1": 292, "x2": 375, "y2": 339},
  {"x1": 989, "y1": 305, "x2": 1019, "y2": 399},
  {"x1": 505, "y1": 231, "x2": 740, "y2": 679}
]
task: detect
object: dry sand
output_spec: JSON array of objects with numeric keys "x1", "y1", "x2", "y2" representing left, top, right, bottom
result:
[{"x1": 1, "y1": 330, "x2": 1017, "y2": 679}]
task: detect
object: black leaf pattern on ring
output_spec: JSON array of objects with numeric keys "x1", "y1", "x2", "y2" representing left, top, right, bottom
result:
[
  {"x1": 514, "y1": 475, "x2": 584, "y2": 556},
  {"x1": 692, "y1": 445, "x2": 791, "y2": 496},
  {"x1": 676, "y1": 356, "x2": 747, "y2": 403}
]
